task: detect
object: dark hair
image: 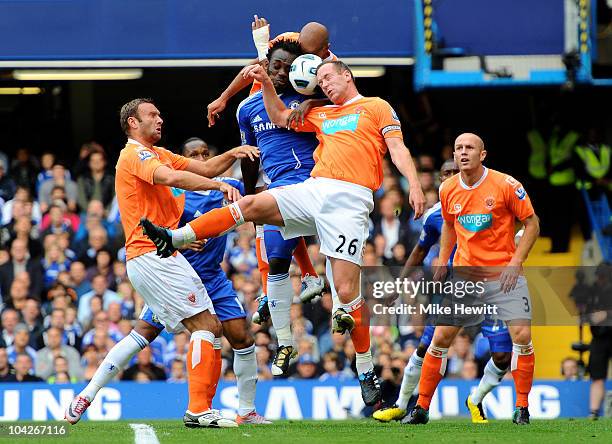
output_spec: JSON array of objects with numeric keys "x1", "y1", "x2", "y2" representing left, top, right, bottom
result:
[
  {"x1": 267, "y1": 39, "x2": 301, "y2": 62},
  {"x1": 316, "y1": 60, "x2": 355, "y2": 82},
  {"x1": 181, "y1": 137, "x2": 207, "y2": 155},
  {"x1": 119, "y1": 98, "x2": 154, "y2": 135}
]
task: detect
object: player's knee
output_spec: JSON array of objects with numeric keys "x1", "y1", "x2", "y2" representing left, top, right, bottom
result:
[
  {"x1": 237, "y1": 195, "x2": 257, "y2": 219},
  {"x1": 492, "y1": 352, "x2": 511, "y2": 370},
  {"x1": 334, "y1": 280, "x2": 359, "y2": 303},
  {"x1": 511, "y1": 326, "x2": 531, "y2": 345},
  {"x1": 228, "y1": 331, "x2": 253, "y2": 350},
  {"x1": 134, "y1": 322, "x2": 162, "y2": 343}
]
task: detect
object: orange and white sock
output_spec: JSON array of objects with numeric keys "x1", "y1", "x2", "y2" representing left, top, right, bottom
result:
[
  {"x1": 293, "y1": 237, "x2": 318, "y2": 278},
  {"x1": 416, "y1": 345, "x2": 448, "y2": 410},
  {"x1": 186, "y1": 330, "x2": 216, "y2": 414},
  {"x1": 255, "y1": 225, "x2": 269, "y2": 296},
  {"x1": 171, "y1": 203, "x2": 245, "y2": 247},
  {"x1": 511, "y1": 342, "x2": 535, "y2": 408},
  {"x1": 341, "y1": 297, "x2": 372, "y2": 374},
  {"x1": 206, "y1": 337, "x2": 222, "y2": 405}
]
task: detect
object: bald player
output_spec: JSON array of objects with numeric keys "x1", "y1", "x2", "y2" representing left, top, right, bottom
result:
[
  {"x1": 404, "y1": 132, "x2": 539, "y2": 426},
  {"x1": 206, "y1": 16, "x2": 337, "y2": 126}
]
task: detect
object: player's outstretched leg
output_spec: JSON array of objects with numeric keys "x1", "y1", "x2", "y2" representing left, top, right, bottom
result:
[
  {"x1": 139, "y1": 217, "x2": 176, "y2": 258},
  {"x1": 65, "y1": 329, "x2": 151, "y2": 424}
]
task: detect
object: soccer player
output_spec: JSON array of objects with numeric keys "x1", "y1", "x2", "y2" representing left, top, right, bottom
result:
[
  {"x1": 140, "y1": 60, "x2": 426, "y2": 406},
  {"x1": 404, "y1": 133, "x2": 540, "y2": 426},
  {"x1": 206, "y1": 16, "x2": 336, "y2": 126},
  {"x1": 65, "y1": 138, "x2": 270, "y2": 425},
  {"x1": 373, "y1": 160, "x2": 515, "y2": 423},
  {"x1": 65, "y1": 98, "x2": 257, "y2": 428},
  {"x1": 237, "y1": 40, "x2": 325, "y2": 376}
]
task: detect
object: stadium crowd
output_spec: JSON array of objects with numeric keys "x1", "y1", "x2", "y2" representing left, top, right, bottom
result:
[{"x1": 0, "y1": 142, "x2": 562, "y2": 392}]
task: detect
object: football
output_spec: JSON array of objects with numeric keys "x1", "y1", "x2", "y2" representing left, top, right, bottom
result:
[{"x1": 289, "y1": 54, "x2": 323, "y2": 95}]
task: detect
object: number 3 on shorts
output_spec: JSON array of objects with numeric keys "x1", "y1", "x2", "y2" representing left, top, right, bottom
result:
[{"x1": 335, "y1": 235, "x2": 359, "y2": 256}]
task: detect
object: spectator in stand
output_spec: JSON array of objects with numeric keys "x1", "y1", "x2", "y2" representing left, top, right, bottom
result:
[
  {"x1": 121, "y1": 347, "x2": 167, "y2": 381},
  {"x1": 0, "y1": 160, "x2": 16, "y2": 203},
  {"x1": 0, "y1": 238, "x2": 44, "y2": 300},
  {"x1": 168, "y1": 358, "x2": 187, "y2": 383},
  {"x1": 47, "y1": 355, "x2": 79, "y2": 383},
  {"x1": 228, "y1": 231, "x2": 258, "y2": 275},
  {"x1": 35, "y1": 326, "x2": 82, "y2": 380},
  {"x1": 373, "y1": 196, "x2": 414, "y2": 262},
  {"x1": 73, "y1": 200, "x2": 118, "y2": 246},
  {"x1": 72, "y1": 141, "x2": 105, "y2": 179},
  {"x1": 63, "y1": 305, "x2": 82, "y2": 349},
  {"x1": 86, "y1": 249, "x2": 116, "y2": 290},
  {"x1": 14, "y1": 353, "x2": 42, "y2": 382},
  {"x1": 116, "y1": 281, "x2": 135, "y2": 319},
  {"x1": 41, "y1": 242, "x2": 71, "y2": 289},
  {"x1": 81, "y1": 344, "x2": 101, "y2": 381},
  {"x1": 460, "y1": 359, "x2": 479, "y2": 380},
  {"x1": 319, "y1": 351, "x2": 352, "y2": 381},
  {"x1": 91, "y1": 328, "x2": 115, "y2": 356},
  {"x1": 20, "y1": 299, "x2": 44, "y2": 349},
  {"x1": 9, "y1": 148, "x2": 38, "y2": 194},
  {"x1": 76, "y1": 151, "x2": 115, "y2": 211},
  {"x1": 7, "y1": 279, "x2": 29, "y2": 311},
  {"x1": 1, "y1": 307, "x2": 24, "y2": 348},
  {"x1": 561, "y1": 357, "x2": 580, "y2": 381},
  {"x1": 112, "y1": 260, "x2": 127, "y2": 288},
  {"x1": 7, "y1": 216, "x2": 43, "y2": 260},
  {"x1": 81, "y1": 310, "x2": 122, "y2": 347},
  {"x1": 291, "y1": 354, "x2": 319, "y2": 380},
  {"x1": 38, "y1": 164, "x2": 78, "y2": 213},
  {"x1": 40, "y1": 201, "x2": 77, "y2": 240},
  {"x1": 6, "y1": 324, "x2": 36, "y2": 366},
  {"x1": 76, "y1": 226, "x2": 109, "y2": 267},
  {"x1": 0, "y1": 346, "x2": 16, "y2": 381},
  {"x1": 36, "y1": 152, "x2": 72, "y2": 195},
  {"x1": 77, "y1": 274, "x2": 121, "y2": 326},
  {"x1": 69, "y1": 261, "x2": 91, "y2": 298},
  {"x1": 41, "y1": 307, "x2": 79, "y2": 350},
  {"x1": 1, "y1": 187, "x2": 42, "y2": 226}
]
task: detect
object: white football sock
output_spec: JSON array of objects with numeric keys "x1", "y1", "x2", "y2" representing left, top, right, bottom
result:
[
  {"x1": 80, "y1": 330, "x2": 148, "y2": 400},
  {"x1": 471, "y1": 358, "x2": 508, "y2": 405},
  {"x1": 267, "y1": 273, "x2": 294, "y2": 348},
  {"x1": 170, "y1": 224, "x2": 196, "y2": 248},
  {"x1": 356, "y1": 349, "x2": 374, "y2": 375},
  {"x1": 397, "y1": 352, "x2": 424, "y2": 410},
  {"x1": 234, "y1": 345, "x2": 258, "y2": 416}
]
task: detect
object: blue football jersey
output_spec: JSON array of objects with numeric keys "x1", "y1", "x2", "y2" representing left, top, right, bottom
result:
[
  {"x1": 175, "y1": 177, "x2": 245, "y2": 279},
  {"x1": 236, "y1": 90, "x2": 317, "y2": 188},
  {"x1": 418, "y1": 201, "x2": 456, "y2": 266}
]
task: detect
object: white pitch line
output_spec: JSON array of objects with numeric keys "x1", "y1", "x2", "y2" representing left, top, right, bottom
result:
[{"x1": 129, "y1": 423, "x2": 161, "y2": 444}]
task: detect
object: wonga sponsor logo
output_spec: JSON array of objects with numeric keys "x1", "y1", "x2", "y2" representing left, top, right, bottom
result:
[
  {"x1": 458, "y1": 213, "x2": 492, "y2": 232},
  {"x1": 321, "y1": 114, "x2": 360, "y2": 135}
]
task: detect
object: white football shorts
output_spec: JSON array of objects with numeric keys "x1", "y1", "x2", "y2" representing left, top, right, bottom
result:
[
  {"x1": 266, "y1": 177, "x2": 374, "y2": 265},
  {"x1": 126, "y1": 251, "x2": 215, "y2": 333}
]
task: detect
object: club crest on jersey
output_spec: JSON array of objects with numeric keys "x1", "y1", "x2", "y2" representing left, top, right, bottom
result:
[
  {"x1": 136, "y1": 149, "x2": 155, "y2": 161},
  {"x1": 321, "y1": 113, "x2": 360, "y2": 135},
  {"x1": 484, "y1": 196, "x2": 495, "y2": 209},
  {"x1": 453, "y1": 203, "x2": 462, "y2": 212},
  {"x1": 187, "y1": 293, "x2": 196, "y2": 305},
  {"x1": 515, "y1": 187, "x2": 526, "y2": 200},
  {"x1": 458, "y1": 213, "x2": 493, "y2": 232},
  {"x1": 318, "y1": 112, "x2": 327, "y2": 119},
  {"x1": 288, "y1": 100, "x2": 301, "y2": 110}
]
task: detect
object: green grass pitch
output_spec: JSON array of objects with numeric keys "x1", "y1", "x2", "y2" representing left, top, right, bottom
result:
[{"x1": 0, "y1": 419, "x2": 610, "y2": 443}]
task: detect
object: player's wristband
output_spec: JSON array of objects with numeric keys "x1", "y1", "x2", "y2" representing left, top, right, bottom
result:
[{"x1": 253, "y1": 25, "x2": 270, "y2": 61}]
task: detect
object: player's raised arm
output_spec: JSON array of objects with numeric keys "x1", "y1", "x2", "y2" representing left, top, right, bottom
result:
[
  {"x1": 243, "y1": 64, "x2": 292, "y2": 127},
  {"x1": 386, "y1": 137, "x2": 426, "y2": 219},
  {"x1": 207, "y1": 64, "x2": 259, "y2": 127},
  {"x1": 185, "y1": 145, "x2": 259, "y2": 178}
]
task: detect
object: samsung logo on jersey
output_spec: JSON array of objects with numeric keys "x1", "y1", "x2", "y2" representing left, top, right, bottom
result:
[
  {"x1": 321, "y1": 114, "x2": 360, "y2": 135},
  {"x1": 253, "y1": 122, "x2": 279, "y2": 133},
  {"x1": 458, "y1": 213, "x2": 492, "y2": 232}
]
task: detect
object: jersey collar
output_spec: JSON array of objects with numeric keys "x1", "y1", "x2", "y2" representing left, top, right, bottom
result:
[{"x1": 459, "y1": 166, "x2": 488, "y2": 190}]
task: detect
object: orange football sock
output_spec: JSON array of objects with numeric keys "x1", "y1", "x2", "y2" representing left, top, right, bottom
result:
[
  {"x1": 416, "y1": 346, "x2": 448, "y2": 410},
  {"x1": 255, "y1": 226, "x2": 269, "y2": 295},
  {"x1": 293, "y1": 237, "x2": 318, "y2": 278},
  {"x1": 206, "y1": 339, "x2": 222, "y2": 405},
  {"x1": 511, "y1": 342, "x2": 535, "y2": 408},
  {"x1": 186, "y1": 331, "x2": 216, "y2": 414},
  {"x1": 348, "y1": 302, "x2": 370, "y2": 353},
  {"x1": 189, "y1": 205, "x2": 243, "y2": 240}
]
